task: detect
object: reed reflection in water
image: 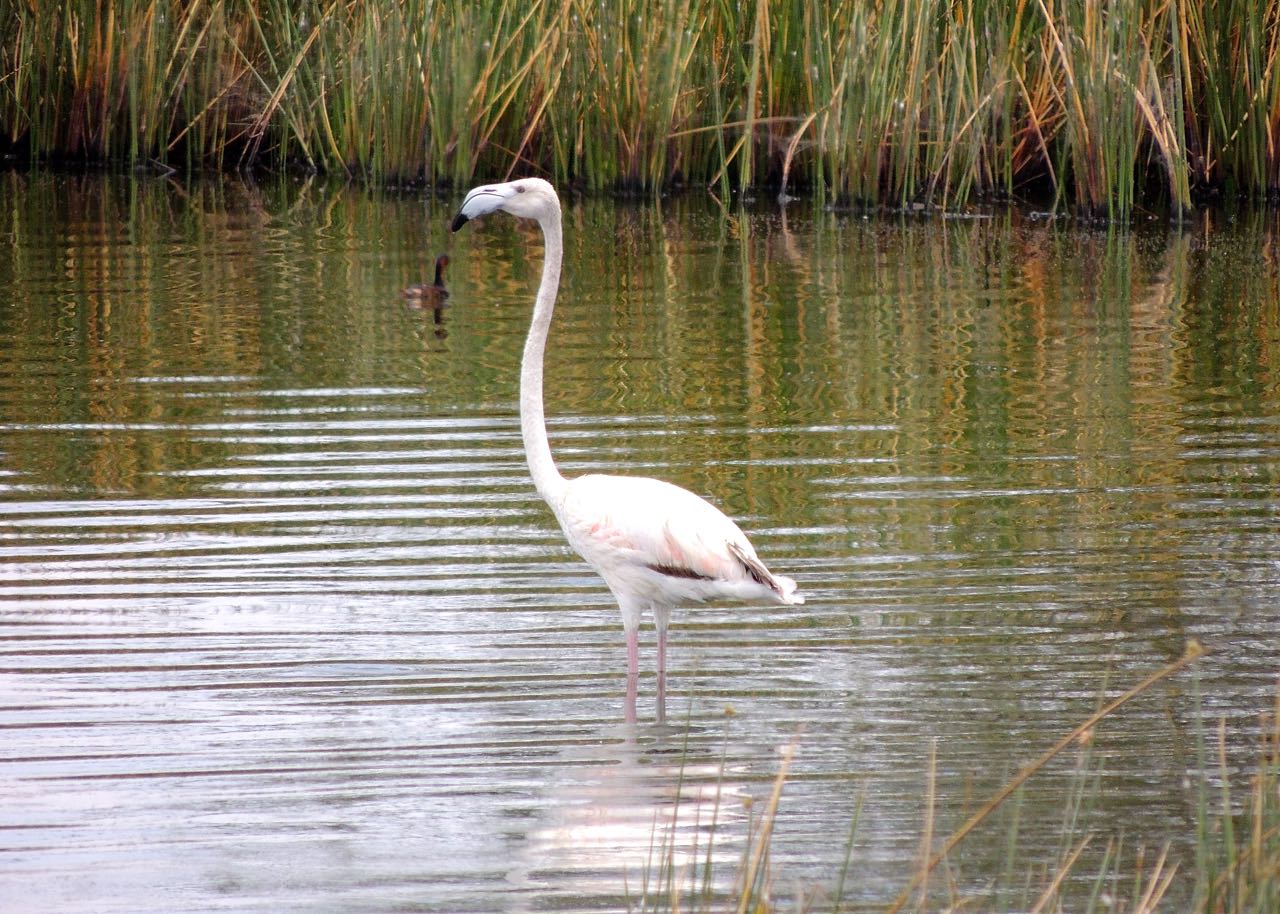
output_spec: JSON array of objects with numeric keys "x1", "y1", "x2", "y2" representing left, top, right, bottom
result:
[{"x1": 0, "y1": 173, "x2": 1278, "y2": 912}]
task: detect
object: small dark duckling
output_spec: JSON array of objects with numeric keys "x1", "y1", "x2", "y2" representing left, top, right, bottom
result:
[{"x1": 401, "y1": 254, "x2": 450, "y2": 305}]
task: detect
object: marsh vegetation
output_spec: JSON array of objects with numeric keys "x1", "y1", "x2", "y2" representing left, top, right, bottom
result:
[{"x1": 4, "y1": 1, "x2": 1280, "y2": 218}]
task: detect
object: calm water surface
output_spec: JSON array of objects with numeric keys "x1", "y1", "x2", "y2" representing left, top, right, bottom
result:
[{"x1": 1, "y1": 173, "x2": 1278, "y2": 912}]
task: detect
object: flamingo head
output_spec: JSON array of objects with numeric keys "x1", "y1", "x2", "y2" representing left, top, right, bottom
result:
[{"x1": 450, "y1": 178, "x2": 560, "y2": 232}]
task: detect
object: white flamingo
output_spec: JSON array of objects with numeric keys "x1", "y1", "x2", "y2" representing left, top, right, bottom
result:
[{"x1": 450, "y1": 178, "x2": 803, "y2": 723}]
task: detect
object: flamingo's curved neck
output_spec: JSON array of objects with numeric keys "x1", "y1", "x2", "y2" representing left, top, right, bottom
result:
[{"x1": 522, "y1": 210, "x2": 568, "y2": 507}]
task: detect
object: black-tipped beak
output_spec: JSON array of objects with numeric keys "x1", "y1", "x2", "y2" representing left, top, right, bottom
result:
[{"x1": 449, "y1": 212, "x2": 469, "y2": 232}]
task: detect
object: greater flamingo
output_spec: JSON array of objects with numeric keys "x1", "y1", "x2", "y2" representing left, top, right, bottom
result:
[{"x1": 450, "y1": 178, "x2": 803, "y2": 723}]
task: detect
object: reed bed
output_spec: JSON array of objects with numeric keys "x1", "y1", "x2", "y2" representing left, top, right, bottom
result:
[{"x1": 4, "y1": 1, "x2": 1276, "y2": 217}]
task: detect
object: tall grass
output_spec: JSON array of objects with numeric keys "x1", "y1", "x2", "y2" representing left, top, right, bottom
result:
[
  {"x1": 2, "y1": 1, "x2": 1279, "y2": 215},
  {"x1": 1192, "y1": 682, "x2": 1280, "y2": 914},
  {"x1": 631, "y1": 645, "x2": 1279, "y2": 913}
]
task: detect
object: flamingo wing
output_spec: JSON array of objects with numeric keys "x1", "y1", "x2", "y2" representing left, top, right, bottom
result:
[{"x1": 555, "y1": 474, "x2": 802, "y2": 604}]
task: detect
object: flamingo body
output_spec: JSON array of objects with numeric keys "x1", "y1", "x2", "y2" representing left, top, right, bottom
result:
[
  {"x1": 451, "y1": 178, "x2": 802, "y2": 721},
  {"x1": 554, "y1": 473, "x2": 801, "y2": 627}
]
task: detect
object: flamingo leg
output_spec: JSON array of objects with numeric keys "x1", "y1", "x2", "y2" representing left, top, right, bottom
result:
[
  {"x1": 656, "y1": 625, "x2": 668, "y2": 724},
  {"x1": 624, "y1": 628, "x2": 639, "y2": 724}
]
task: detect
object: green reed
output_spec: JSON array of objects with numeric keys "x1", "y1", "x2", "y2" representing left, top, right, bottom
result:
[
  {"x1": 633, "y1": 646, "x2": 1278, "y2": 913},
  {"x1": 1191, "y1": 683, "x2": 1280, "y2": 914},
  {"x1": 2, "y1": 0, "x2": 1277, "y2": 215}
]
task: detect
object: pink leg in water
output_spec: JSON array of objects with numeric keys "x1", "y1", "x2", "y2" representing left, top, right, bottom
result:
[
  {"x1": 624, "y1": 628, "x2": 639, "y2": 724},
  {"x1": 656, "y1": 626, "x2": 667, "y2": 723}
]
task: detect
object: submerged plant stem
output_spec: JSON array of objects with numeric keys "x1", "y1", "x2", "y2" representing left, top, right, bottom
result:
[{"x1": 885, "y1": 640, "x2": 1209, "y2": 914}]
